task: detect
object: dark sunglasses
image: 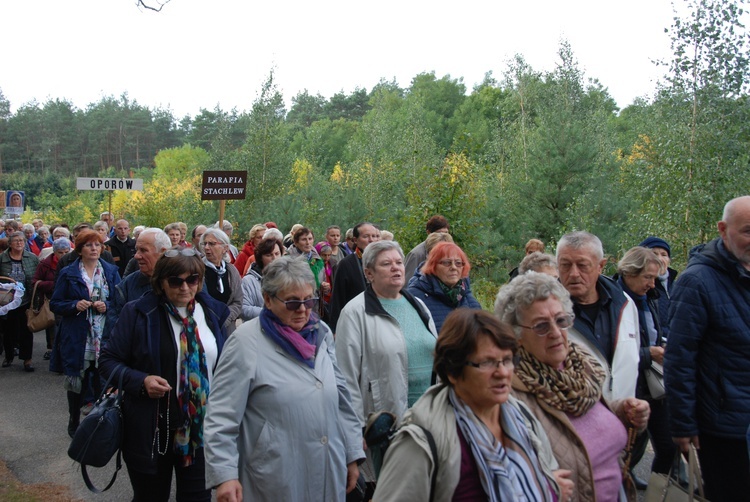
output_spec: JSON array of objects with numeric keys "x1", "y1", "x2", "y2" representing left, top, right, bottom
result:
[
  {"x1": 166, "y1": 274, "x2": 201, "y2": 288},
  {"x1": 273, "y1": 296, "x2": 319, "y2": 311}
]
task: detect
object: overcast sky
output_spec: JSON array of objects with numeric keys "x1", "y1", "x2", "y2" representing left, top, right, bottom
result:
[{"x1": 2, "y1": 0, "x2": 677, "y2": 119}]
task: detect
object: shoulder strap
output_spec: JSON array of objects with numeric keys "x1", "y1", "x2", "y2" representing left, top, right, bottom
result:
[
  {"x1": 415, "y1": 425, "x2": 438, "y2": 502},
  {"x1": 81, "y1": 450, "x2": 122, "y2": 493}
]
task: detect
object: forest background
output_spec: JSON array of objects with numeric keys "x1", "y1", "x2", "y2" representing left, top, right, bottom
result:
[{"x1": 0, "y1": 0, "x2": 748, "y2": 305}]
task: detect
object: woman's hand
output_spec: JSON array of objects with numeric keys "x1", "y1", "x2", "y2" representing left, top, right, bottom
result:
[
  {"x1": 345, "y1": 461, "x2": 360, "y2": 494},
  {"x1": 552, "y1": 469, "x2": 573, "y2": 502},
  {"x1": 143, "y1": 375, "x2": 172, "y2": 399},
  {"x1": 624, "y1": 398, "x2": 650, "y2": 430},
  {"x1": 216, "y1": 479, "x2": 242, "y2": 502},
  {"x1": 321, "y1": 281, "x2": 331, "y2": 296},
  {"x1": 649, "y1": 345, "x2": 665, "y2": 365},
  {"x1": 92, "y1": 300, "x2": 107, "y2": 313},
  {"x1": 76, "y1": 299, "x2": 92, "y2": 312}
]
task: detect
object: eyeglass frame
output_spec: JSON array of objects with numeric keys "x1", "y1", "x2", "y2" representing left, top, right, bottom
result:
[
  {"x1": 437, "y1": 259, "x2": 465, "y2": 268},
  {"x1": 165, "y1": 273, "x2": 201, "y2": 288},
  {"x1": 272, "y1": 296, "x2": 319, "y2": 311},
  {"x1": 464, "y1": 356, "x2": 519, "y2": 372},
  {"x1": 164, "y1": 247, "x2": 199, "y2": 258},
  {"x1": 518, "y1": 313, "x2": 575, "y2": 337}
]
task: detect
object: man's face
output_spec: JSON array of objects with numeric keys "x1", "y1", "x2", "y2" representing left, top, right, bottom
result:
[
  {"x1": 115, "y1": 221, "x2": 130, "y2": 240},
  {"x1": 192, "y1": 226, "x2": 206, "y2": 247},
  {"x1": 135, "y1": 234, "x2": 163, "y2": 276},
  {"x1": 719, "y1": 201, "x2": 750, "y2": 270},
  {"x1": 355, "y1": 225, "x2": 380, "y2": 251},
  {"x1": 557, "y1": 245, "x2": 605, "y2": 305}
]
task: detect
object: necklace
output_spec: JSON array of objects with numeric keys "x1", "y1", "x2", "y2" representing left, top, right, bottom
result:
[{"x1": 151, "y1": 389, "x2": 171, "y2": 458}]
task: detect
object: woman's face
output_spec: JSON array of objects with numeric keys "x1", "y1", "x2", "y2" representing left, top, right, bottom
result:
[
  {"x1": 202, "y1": 235, "x2": 227, "y2": 266},
  {"x1": 365, "y1": 249, "x2": 405, "y2": 297},
  {"x1": 261, "y1": 244, "x2": 282, "y2": 268},
  {"x1": 9, "y1": 236, "x2": 25, "y2": 253},
  {"x1": 38, "y1": 229, "x2": 49, "y2": 240},
  {"x1": 24, "y1": 228, "x2": 34, "y2": 239},
  {"x1": 54, "y1": 247, "x2": 70, "y2": 259},
  {"x1": 251, "y1": 230, "x2": 266, "y2": 248},
  {"x1": 162, "y1": 272, "x2": 200, "y2": 307},
  {"x1": 623, "y1": 263, "x2": 660, "y2": 297},
  {"x1": 264, "y1": 283, "x2": 315, "y2": 331},
  {"x1": 167, "y1": 229, "x2": 181, "y2": 246},
  {"x1": 434, "y1": 255, "x2": 464, "y2": 287},
  {"x1": 449, "y1": 335, "x2": 514, "y2": 412},
  {"x1": 651, "y1": 247, "x2": 671, "y2": 275},
  {"x1": 79, "y1": 240, "x2": 102, "y2": 262},
  {"x1": 296, "y1": 232, "x2": 314, "y2": 253},
  {"x1": 320, "y1": 249, "x2": 332, "y2": 263},
  {"x1": 10, "y1": 194, "x2": 22, "y2": 207},
  {"x1": 326, "y1": 228, "x2": 341, "y2": 246},
  {"x1": 518, "y1": 297, "x2": 570, "y2": 368}
]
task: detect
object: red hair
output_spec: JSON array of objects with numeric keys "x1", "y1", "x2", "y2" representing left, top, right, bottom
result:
[
  {"x1": 74, "y1": 228, "x2": 103, "y2": 253},
  {"x1": 421, "y1": 242, "x2": 471, "y2": 278}
]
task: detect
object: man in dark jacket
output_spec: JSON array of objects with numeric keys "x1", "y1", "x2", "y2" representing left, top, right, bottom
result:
[
  {"x1": 104, "y1": 219, "x2": 136, "y2": 277},
  {"x1": 328, "y1": 222, "x2": 380, "y2": 332},
  {"x1": 665, "y1": 195, "x2": 750, "y2": 501}
]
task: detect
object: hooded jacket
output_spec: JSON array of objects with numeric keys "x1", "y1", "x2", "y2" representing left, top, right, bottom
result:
[
  {"x1": 406, "y1": 271, "x2": 482, "y2": 333},
  {"x1": 665, "y1": 238, "x2": 750, "y2": 439}
]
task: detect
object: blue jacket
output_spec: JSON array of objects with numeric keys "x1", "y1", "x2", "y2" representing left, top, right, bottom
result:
[
  {"x1": 50, "y1": 259, "x2": 121, "y2": 377},
  {"x1": 98, "y1": 290, "x2": 229, "y2": 474},
  {"x1": 665, "y1": 238, "x2": 750, "y2": 439},
  {"x1": 406, "y1": 272, "x2": 482, "y2": 333},
  {"x1": 103, "y1": 270, "x2": 152, "y2": 343}
]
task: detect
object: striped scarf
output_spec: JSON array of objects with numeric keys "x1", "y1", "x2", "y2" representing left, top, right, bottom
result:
[
  {"x1": 449, "y1": 387, "x2": 552, "y2": 502},
  {"x1": 515, "y1": 343, "x2": 605, "y2": 416},
  {"x1": 164, "y1": 300, "x2": 209, "y2": 467}
]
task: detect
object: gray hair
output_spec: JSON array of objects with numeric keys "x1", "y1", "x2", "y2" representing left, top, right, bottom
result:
[
  {"x1": 53, "y1": 226, "x2": 71, "y2": 238},
  {"x1": 261, "y1": 256, "x2": 316, "y2": 298},
  {"x1": 38, "y1": 225, "x2": 50, "y2": 237},
  {"x1": 133, "y1": 225, "x2": 145, "y2": 239},
  {"x1": 201, "y1": 228, "x2": 231, "y2": 263},
  {"x1": 215, "y1": 220, "x2": 233, "y2": 234},
  {"x1": 556, "y1": 231, "x2": 604, "y2": 261},
  {"x1": 494, "y1": 271, "x2": 574, "y2": 337},
  {"x1": 93, "y1": 220, "x2": 109, "y2": 233},
  {"x1": 164, "y1": 222, "x2": 181, "y2": 234},
  {"x1": 138, "y1": 228, "x2": 172, "y2": 252},
  {"x1": 263, "y1": 228, "x2": 284, "y2": 242},
  {"x1": 22, "y1": 223, "x2": 34, "y2": 233},
  {"x1": 53, "y1": 237, "x2": 72, "y2": 252},
  {"x1": 362, "y1": 240, "x2": 404, "y2": 271},
  {"x1": 519, "y1": 252, "x2": 558, "y2": 275},
  {"x1": 8, "y1": 231, "x2": 25, "y2": 243},
  {"x1": 617, "y1": 246, "x2": 661, "y2": 277}
]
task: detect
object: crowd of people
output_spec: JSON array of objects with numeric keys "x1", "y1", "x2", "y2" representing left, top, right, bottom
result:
[{"x1": 0, "y1": 195, "x2": 748, "y2": 502}]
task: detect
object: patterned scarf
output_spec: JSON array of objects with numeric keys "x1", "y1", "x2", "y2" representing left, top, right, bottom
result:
[
  {"x1": 515, "y1": 343, "x2": 606, "y2": 416},
  {"x1": 79, "y1": 260, "x2": 109, "y2": 363},
  {"x1": 260, "y1": 307, "x2": 319, "y2": 368},
  {"x1": 449, "y1": 388, "x2": 551, "y2": 502},
  {"x1": 164, "y1": 299, "x2": 209, "y2": 467},
  {"x1": 438, "y1": 277, "x2": 467, "y2": 308}
]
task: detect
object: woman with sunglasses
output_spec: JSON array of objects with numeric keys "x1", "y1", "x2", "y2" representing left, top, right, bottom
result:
[
  {"x1": 51, "y1": 229, "x2": 120, "y2": 436},
  {"x1": 494, "y1": 272, "x2": 650, "y2": 502},
  {"x1": 99, "y1": 246, "x2": 229, "y2": 502},
  {"x1": 407, "y1": 241, "x2": 482, "y2": 334},
  {"x1": 199, "y1": 228, "x2": 242, "y2": 335},
  {"x1": 204, "y1": 256, "x2": 364, "y2": 501}
]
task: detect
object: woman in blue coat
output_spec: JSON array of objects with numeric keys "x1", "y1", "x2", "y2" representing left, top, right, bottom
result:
[
  {"x1": 50, "y1": 229, "x2": 121, "y2": 437},
  {"x1": 99, "y1": 247, "x2": 228, "y2": 502},
  {"x1": 407, "y1": 242, "x2": 482, "y2": 333}
]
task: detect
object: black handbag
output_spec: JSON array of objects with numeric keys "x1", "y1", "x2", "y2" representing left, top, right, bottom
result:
[{"x1": 67, "y1": 366, "x2": 125, "y2": 493}]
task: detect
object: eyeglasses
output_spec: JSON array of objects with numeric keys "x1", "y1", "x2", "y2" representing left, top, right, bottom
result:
[
  {"x1": 518, "y1": 313, "x2": 575, "y2": 336},
  {"x1": 273, "y1": 296, "x2": 319, "y2": 311},
  {"x1": 438, "y1": 259, "x2": 464, "y2": 268},
  {"x1": 166, "y1": 274, "x2": 201, "y2": 288},
  {"x1": 465, "y1": 357, "x2": 518, "y2": 372},
  {"x1": 164, "y1": 247, "x2": 198, "y2": 258},
  {"x1": 201, "y1": 241, "x2": 224, "y2": 247}
]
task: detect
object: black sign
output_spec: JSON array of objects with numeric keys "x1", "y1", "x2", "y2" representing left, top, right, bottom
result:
[{"x1": 201, "y1": 171, "x2": 248, "y2": 200}]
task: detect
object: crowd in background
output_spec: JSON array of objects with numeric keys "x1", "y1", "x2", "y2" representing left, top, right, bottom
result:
[{"x1": 0, "y1": 196, "x2": 748, "y2": 502}]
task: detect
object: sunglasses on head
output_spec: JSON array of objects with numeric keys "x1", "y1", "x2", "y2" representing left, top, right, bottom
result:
[
  {"x1": 164, "y1": 247, "x2": 198, "y2": 258},
  {"x1": 166, "y1": 274, "x2": 201, "y2": 288}
]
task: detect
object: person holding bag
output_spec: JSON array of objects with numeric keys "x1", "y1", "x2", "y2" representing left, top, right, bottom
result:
[
  {"x1": 31, "y1": 237, "x2": 70, "y2": 360},
  {"x1": 99, "y1": 247, "x2": 228, "y2": 502},
  {"x1": 51, "y1": 229, "x2": 120, "y2": 437}
]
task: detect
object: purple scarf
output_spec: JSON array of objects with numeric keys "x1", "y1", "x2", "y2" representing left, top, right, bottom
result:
[{"x1": 259, "y1": 307, "x2": 319, "y2": 368}]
